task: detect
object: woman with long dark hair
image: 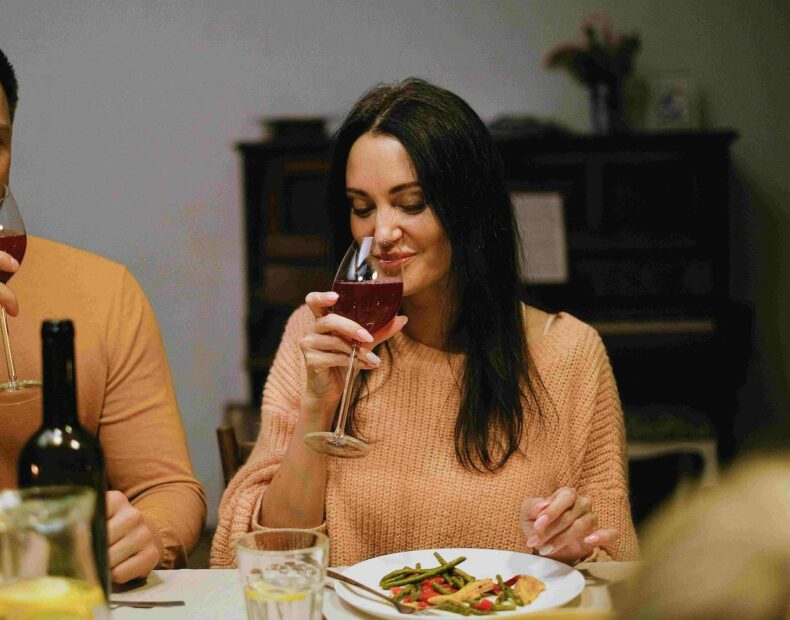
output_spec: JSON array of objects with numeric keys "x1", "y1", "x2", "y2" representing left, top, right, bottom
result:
[{"x1": 213, "y1": 78, "x2": 637, "y2": 567}]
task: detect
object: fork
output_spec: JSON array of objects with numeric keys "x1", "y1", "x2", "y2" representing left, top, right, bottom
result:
[
  {"x1": 327, "y1": 569, "x2": 438, "y2": 615},
  {"x1": 109, "y1": 599, "x2": 185, "y2": 609}
]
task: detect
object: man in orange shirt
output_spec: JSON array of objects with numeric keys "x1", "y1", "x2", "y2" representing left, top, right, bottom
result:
[{"x1": 0, "y1": 48, "x2": 205, "y2": 583}]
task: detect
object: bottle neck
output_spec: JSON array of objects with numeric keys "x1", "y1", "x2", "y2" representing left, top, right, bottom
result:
[{"x1": 42, "y1": 332, "x2": 79, "y2": 427}]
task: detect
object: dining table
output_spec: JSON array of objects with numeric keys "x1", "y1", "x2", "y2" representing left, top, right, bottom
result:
[{"x1": 110, "y1": 561, "x2": 639, "y2": 619}]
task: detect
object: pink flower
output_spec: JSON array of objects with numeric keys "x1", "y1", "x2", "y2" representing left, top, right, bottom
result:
[
  {"x1": 543, "y1": 11, "x2": 640, "y2": 85},
  {"x1": 581, "y1": 10, "x2": 613, "y2": 45}
]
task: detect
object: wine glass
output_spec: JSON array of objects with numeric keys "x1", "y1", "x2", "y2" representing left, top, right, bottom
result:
[
  {"x1": 0, "y1": 185, "x2": 42, "y2": 398},
  {"x1": 303, "y1": 237, "x2": 404, "y2": 458}
]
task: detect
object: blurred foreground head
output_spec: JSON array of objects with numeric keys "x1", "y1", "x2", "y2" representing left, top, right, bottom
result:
[{"x1": 617, "y1": 455, "x2": 790, "y2": 619}]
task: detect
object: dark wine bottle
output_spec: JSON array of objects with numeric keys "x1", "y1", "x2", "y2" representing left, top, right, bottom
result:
[{"x1": 17, "y1": 320, "x2": 110, "y2": 597}]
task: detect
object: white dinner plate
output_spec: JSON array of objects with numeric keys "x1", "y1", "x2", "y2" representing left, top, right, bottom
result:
[{"x1": 334, "y1": 548, "x2": 585, "y2": 618}]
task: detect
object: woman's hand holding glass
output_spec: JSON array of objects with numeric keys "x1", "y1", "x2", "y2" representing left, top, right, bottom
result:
[
  {"x1": 520, "y1": 487, "x2": 619, "y2": 565},
  {"x1": 300, "y1": 289, "x2": 407, "y2": 413}
]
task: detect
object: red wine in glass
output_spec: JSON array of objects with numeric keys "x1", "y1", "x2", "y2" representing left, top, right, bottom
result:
[
  {"x1": 303, "y1": 237, "x2": 404, "y2": 458},
  {"x1": 331, "y1": 280, "x2": 403, "y2": 334},
  {"x1": 0, "y1": 230, "x2": 27, "y2": 284}
]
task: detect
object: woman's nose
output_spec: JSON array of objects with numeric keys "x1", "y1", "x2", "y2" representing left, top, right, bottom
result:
[{"x1": 373, "y1": 209, "x2": 403, "y2": 243}]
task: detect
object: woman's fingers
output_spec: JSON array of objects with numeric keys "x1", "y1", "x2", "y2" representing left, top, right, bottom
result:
[
  {"x1": 371, "y1": 315, "x2": 408, "y2": 347},
  {"x1": 540, "y1": 512, "x2": 598, "y2": 556},
  {"x1": 534, "y1": 493, "x2": 591, "y2": 544},
  {"x1": 584, "y1": 527, "x2": 619, "y2": 548},
  {"x1": 304, "y1": 291, "x2": 339, "y2": 319},
  {"x1": 532, "y1": 487, "x2": 577, "y2": 534},
  {"x1": 312, "y1": 313, "x2": 374, "y2": 344}
]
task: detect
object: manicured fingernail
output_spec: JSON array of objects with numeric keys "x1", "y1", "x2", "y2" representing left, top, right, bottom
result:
[
  {"x1": 535, "y1": 500, "x2": 550, "y2": 510},
  {"x1": 365, "y1": 352, "x2": 381, "y2": 365},
  {"x1": 9, "y1": 257, "x2": 18, "y2": 269},
  {"x1": 527, "y1": 536, "x2": 540, "y2": 547},
  {"x1": 538, "y1": 545, "x2": 554, "y2": 556},
  {"x1": 357, "y1": 329, "x2": 374, "y2": 343},
  {"x1": 584, "y1": 534, "x2": 599, "y2": 545},
  {"x1": 534, "y1": 515, "x2": 549, "y2": 530},
  {"x1": 326, "y1": 292, "x2": 338, "y2": 301}
]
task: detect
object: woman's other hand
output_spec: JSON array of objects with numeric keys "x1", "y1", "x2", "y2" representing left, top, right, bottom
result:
[
  {"x1": 300, "y1": 290, "x2": 407, "y2": 407},
  {"x1": 520, "y1": 488, "x2": 618, "y2": 565},
  {"x1": 106, "y1": 490, "x2": 160, "y2": 583},
  {"x1": 0, "y1": 251, "x2": 19, "y2": 316}
]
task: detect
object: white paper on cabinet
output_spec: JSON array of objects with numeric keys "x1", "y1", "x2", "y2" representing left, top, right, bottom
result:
[{"x1": 511, "y1": 191, "x2": 569, "y2": 284}]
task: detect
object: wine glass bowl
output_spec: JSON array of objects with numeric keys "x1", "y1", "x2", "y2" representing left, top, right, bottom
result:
[
  {"x1": 0, "y1": 185, "x2": 42, "y2": 397},
  {"x1": 303, "y1": 237, "x2": 404, "y2": 458}
]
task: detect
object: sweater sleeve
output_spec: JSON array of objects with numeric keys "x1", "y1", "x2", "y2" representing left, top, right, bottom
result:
[
  {"x1": 100, "y1": 270, "x2": 206, "y2": 569},
  {"x1": 211, "y1": 306, "x2": 312, "y2": 568},
  {"x1": 575, "y1": 334, "x2": 639, "y2": 561}
]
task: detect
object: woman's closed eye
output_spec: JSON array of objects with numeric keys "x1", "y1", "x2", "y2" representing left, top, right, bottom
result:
[
  {"x1": 349, "y1": 198, "x2": 374, "y2": 217},
  {"x1": 397, "y1": 202, "x2": 427, "y2": 214}
]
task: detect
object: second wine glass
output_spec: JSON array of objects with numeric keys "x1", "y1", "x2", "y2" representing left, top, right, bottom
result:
[{"x1": 303, "y1": 237, "x2": 404, "y2": 458}]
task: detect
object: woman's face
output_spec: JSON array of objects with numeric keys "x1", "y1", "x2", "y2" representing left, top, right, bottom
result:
[{"x1": 346, "y1": 132, "x2": 452, "y2": 301}]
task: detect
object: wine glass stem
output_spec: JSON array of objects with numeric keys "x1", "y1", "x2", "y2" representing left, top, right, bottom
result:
[
  {"x1": 0, "y1": 307, "x2": 17, "y2": 384},
  {"x1": 333, "y1": 343, "x2": 359, "y2": 441}
]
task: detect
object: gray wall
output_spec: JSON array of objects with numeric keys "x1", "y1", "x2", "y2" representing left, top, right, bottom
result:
[{"x1": 1, "y1": 1, "x2": 787, "y2": 528}]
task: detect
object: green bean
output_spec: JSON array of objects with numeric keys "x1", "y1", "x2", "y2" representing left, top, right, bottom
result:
[
  {"x1": 380, "y1": 566, "x2": 419, "y2": 582},
  {"x1": 382, "y1": 556, "x2": 467, "y2": 587},
  {"x1": 434, "y1": 581, "x2": 454, "y2": 595},
  {"x1": 496, "y1": 574, "x2": 521, "y2": 607},
  {"x1": 455, "y1": 567, "x2": 476, "y2": 583},
  {"x1": 390, "y1": 590, "x2": 409, "y2": 603},
  {"x1": 491, "y1": 602, "x2": 516, "y2": 612},
  {"x1": 434, "y1": 551, "x2": 448, "y2": 565},
  {"x1": 434, "y1": 602, "x2": 472, "y2": 616}
]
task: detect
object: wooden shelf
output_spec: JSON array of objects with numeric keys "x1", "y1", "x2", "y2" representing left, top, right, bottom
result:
[{"x1": 591, "y1": 319, "x2": 715, "y2": 336}]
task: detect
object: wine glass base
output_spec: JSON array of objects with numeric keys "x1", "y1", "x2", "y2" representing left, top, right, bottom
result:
[
  {"x1": 303, "y1": 432, "x2": 370, "y2": 459},
  {"x1": 0, "y1": 380, "x2": 42, "y2": 405}
]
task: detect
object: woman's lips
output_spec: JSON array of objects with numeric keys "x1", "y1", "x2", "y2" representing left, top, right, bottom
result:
[{"x1": 382, "y1": 254, "x2": 415, "y2": 269}]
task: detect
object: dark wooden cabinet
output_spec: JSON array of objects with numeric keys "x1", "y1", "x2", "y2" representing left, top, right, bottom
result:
[
  {"x1": 237, "y1": 128, "x2": 333, "y2": 404},
  {"x1": 238, "y1": 129, "x2": 744, "y2": 460},
  {"x1": 495, "y1": 132, "x2": 744, "y2": 460}
]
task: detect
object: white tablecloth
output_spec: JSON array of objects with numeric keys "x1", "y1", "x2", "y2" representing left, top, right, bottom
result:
[{"x1": 110, "y1": 562, "x2": 638, "y2": 619}]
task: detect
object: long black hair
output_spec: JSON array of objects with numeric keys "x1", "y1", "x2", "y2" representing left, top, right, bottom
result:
[{"x1": 326, "y1": 78, "x2": 546, "y2": 472}]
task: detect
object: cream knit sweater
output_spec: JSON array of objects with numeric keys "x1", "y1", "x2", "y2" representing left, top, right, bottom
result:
[{"x1": 212, "y1": 305, "x2": 638, "y2": 567}]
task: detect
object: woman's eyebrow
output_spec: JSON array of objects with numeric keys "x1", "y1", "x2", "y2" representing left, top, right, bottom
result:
[
  {"x1": 389, "y1": 182, "x2": 421, "y2": 194},
  {"x1": 346, "y1": 182, "x2": 421, "y2": 197}
]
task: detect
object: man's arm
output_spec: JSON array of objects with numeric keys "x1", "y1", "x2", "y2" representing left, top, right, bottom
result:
[{"x1": 99, "y1": 269, "x2": 206, "y2": 573}]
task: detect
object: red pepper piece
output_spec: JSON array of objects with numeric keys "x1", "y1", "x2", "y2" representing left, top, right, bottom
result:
[{"x1": 472, "y1": 599, "x2": 494, "y2": 611}]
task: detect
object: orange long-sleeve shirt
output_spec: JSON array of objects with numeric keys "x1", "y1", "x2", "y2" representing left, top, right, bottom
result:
[
  {"x1": 212, "y1": 304, "x2": 637, "y2": 567},
  {"x1": 0, "y1": 235, "x2": 206, "y2": 568}
]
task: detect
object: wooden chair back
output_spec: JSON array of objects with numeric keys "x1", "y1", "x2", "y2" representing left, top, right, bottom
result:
[{"x1": 216, "y1": 401, "x2": 258, "y2": 486}]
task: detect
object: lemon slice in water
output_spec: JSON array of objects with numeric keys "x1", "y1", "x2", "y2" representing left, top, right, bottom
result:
[{"x1": 245, "y1": 580, "x2": 308, "y2": 603}]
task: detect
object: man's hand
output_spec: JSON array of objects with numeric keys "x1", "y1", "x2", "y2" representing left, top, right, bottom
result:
[
  {"x1": 106, "y1": 490, "x2": 159, "y2": 583},
  {"x1": 0, "y1": 251, "x2": 20, "y2": 316}
]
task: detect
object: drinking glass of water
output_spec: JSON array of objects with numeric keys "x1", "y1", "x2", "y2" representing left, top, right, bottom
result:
[{"x1": 236, "y1": 529, "x2": 329, "y2": 620}]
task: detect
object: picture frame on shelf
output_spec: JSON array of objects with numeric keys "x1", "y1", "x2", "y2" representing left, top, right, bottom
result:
[{"x1": 646, "y1": 72, "x2": 699, "y2": 131}]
